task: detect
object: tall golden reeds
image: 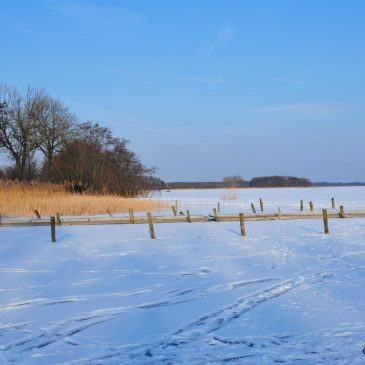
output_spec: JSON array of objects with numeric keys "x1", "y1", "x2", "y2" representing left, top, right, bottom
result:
[{"x1": 0, "y1": 180, "x2": 167, "y2": 217}]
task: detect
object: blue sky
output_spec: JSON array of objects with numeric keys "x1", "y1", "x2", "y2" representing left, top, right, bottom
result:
[{"x1": 1, "y1": 0, "x2": 364, "y2": 182}]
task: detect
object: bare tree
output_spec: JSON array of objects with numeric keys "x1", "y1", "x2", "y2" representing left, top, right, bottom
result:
[
  {"x1": 36, "y1": 95, "x2": 76, "y2": 181},
  {"x1": 51, "y1": 122, "x2": 157, "y2": 196},
  {"x1": 0, "y1": 84, "x2": 44, "y2": 180}
]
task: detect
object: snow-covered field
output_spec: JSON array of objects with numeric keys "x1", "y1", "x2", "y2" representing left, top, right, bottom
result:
[
  {"x1": 156, "y1": 186, "x2": 365, "y2": 214},
  {"x1": 1, "y1": 188, "x2": 365, "y2": 364}
]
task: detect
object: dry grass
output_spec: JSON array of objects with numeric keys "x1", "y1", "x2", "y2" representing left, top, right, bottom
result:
[
  {"x1": 0, "y1": 180, "x2": 167, "y2": 217},
  {"x1": 221, "y1": 189, "x2": 239, "y2": 201}
]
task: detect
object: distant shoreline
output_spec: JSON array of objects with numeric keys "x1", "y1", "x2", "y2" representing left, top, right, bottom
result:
[
  {"x1": 164, "y1": 183, "x2": 365, "y2": 190},
  {"x1": 165, "y1": 176, "x2": 365, "y2": 190}
]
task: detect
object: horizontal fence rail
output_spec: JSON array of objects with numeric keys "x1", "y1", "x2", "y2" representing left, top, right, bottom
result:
[{"x1": 1, "y1": 210, "x2": 365, "y2": 227}]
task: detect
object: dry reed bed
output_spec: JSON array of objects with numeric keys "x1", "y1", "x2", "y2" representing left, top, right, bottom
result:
[{"x1": 0, "y1": 181, "x2": 167, "y2": 217}]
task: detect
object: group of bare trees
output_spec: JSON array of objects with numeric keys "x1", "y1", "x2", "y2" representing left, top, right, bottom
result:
[
  {"x1": 0, "y1": 84, "x2": 75, "y2": 181},
  {"x1": 0, "y1": 84, "x2": 164, "y2": 195}
]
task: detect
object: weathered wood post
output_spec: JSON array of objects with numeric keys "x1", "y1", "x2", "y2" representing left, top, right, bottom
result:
[
  {"x1": 251, "y1": 203, "x2": 256, "y2": 214},
  {"x1": 213, "y1": 207, "x2": 219, "y2": 222},
  {"x1": 239, "y1": 213, "x2": 246, "y2": 237},
  {"x1": 339, "y1": 205, "x2": 345, "y2": 218},
  {"x1": 300, "y1": 199, "x2": 304, "y2": 212},
  {"x1": 259, "y1": 198, "x2": 264, "y2": 212},
  {"x1": 129, "y1": 209, "x2": 135, "y2": 224},
  {"x1": 56, "y1": 212, "x2": 61, "y2": 225},
  {"x1": 217, "y1": 202, "x2": 220, "y2": 213},
  {"x1": 331, "y1": 197, "x2": 335, "y2": 209},
  {"x1": 50, "y1": 216, "x2": 56, "y2": 242},
  {"x1": 147, "y1": 212, "x2": 155, "y2": 239},
  {"x1": 309, "y1": 201, "x2": 314, "y2": 212},
  {"x1": 172, "y1": 206, "x2": 177, "y2": 216},
  {"x1": 186, "y1": 210, "x2": 191, "y2": 223},
  {"x1": 322, "y1": 209, "x2": 329, "y2": 234},
  {"x1": 34, "y1": 210, "x2": 41, "y2": 219}
]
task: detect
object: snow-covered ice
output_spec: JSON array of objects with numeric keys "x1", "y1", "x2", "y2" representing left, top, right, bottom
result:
[
  {"x1": 1, "y1": 188, "x2": 365, "y2": 364},
  {"x1": 156, "y1": 186, "x2": 365, "y2": 214}
]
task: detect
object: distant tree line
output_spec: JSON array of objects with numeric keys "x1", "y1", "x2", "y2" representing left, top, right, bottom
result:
[
  {"x1": 167, "y1": 175, "x2": 312, "y2": 189},
  {"x1": 0, "y1": 84, "x2": 164, "y2": 195},
  {"x1": 249, "y1": 176, "x2": 311, "y2": 188}
]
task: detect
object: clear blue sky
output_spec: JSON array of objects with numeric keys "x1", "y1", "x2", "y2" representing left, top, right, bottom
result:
[{"x1": 1, "y1": 0, "x2": 364, "y2": 182}]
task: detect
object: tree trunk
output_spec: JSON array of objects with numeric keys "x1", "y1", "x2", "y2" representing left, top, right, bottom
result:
[
  {"x1": 47, "y1": 152, "x2": 53, "y2": 182},
  {"x1": 16, "y1": 157, "x2": 27, "y2": 181}
]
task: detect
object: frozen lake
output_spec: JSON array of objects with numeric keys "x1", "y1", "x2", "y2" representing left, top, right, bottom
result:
[
  {"x1": 1, "y1": 187, "x2": 365, "y2": 364},
  {"x1": 155, "y1": 186, "x2": 365, "y2": 214}
]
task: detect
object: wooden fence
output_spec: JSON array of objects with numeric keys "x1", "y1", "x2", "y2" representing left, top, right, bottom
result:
[
  {"x1": 0, "y1": 209, "x2": 364, "y2": 228},
  {"x1": 1, "y1": 199, "x2": 365, "y2": 242}
]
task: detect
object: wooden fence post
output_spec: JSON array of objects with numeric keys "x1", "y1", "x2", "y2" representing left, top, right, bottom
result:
[
  {"x1": 300, "y1": 199, "x2": 304, "y2": 212},
  {"x1": 217, "y1": 202, "x2": 220, "y2": 213},
  {"x1": 172, "y1": 206, "x2": 177, "y2": 216},
  {"x1": 259, "y1": 198, "x2": 264, "y2": 212},
  {"x1": 213, "y1": 208, "x2": 219, "y2": 222},
  {"x1": 56, "y1": 213, "x2": 61, "y2": 225},
  {"x1": 50, "y1": 216, "x2": 56, "y2": 242},
  {"x1": 239, "y1": 213, "x2": 246, "y2": 237},
  {"x1": 147, "y1": 212, "x2": 155, "y2": 239},
  {"x1": 309, "y1": 201, "x2": 314, "y2": 212},
  {"x1": 186, "y1": 210, "x2": 191, "y2": 223},
  {"x1": 34, "y1": 210, "x2": 41, "y2": 219},
  {"x1": 251, "y1": 203, "x2": 256, "y2": 214},
  {"x1": 129, "y1": 209, "x2": 135, "y2": 224},
  {"x1": 322, "y1": 209, "x2": 329, "y2": 234},
  {"x1": 331, "y1": 197, "x2": 335, "y2": 209},
  {"x1": 340, "y1": 205, "x2": 345, "y2": 218}
]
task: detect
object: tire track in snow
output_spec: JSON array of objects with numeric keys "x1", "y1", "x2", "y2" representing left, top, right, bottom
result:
[
  {"x1": 4, "y1": 270, "x2": 337, "y2": 363},
  {"x1": 0, "y1": 287, "x2": 157, "y2": 313},
  {"x1": 59, "y1": 276, "x2": 303, "y2": 364},
  {"x1": 1, "y1": 296, "x2": 195, "y2": 356},
  {"x1": 162, "y1": 277, "x2": 302, "y2": 348},
  {"x1": 3, "y1": 266, "x2": 341, "y2": 364},
  {"x1": 1, "y1": 275, "x2": 282, "y2": 362},
  {"x1": 1, "y1": 276, "x2": 280, "y2": 356}
]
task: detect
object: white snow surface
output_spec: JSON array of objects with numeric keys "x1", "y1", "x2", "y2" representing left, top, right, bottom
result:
[
  {"x1": 155, "y1": 186, "x2": 365, "y2": 214},
  {"x1": 1, "y1": 187, "x2": 365, "y2": 364}
]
